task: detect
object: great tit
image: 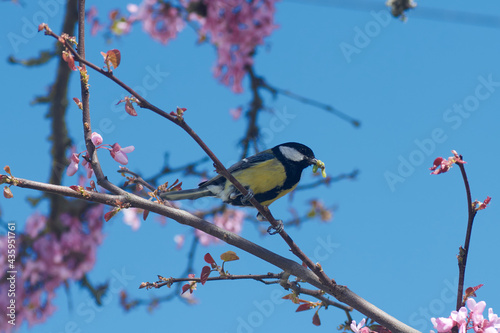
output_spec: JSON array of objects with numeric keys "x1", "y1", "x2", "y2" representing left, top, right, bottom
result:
[{"x1": 160, "y1": 142, "x2": 324, "y2": 232}]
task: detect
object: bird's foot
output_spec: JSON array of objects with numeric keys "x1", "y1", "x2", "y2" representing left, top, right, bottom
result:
[
  {"x1": 267, "y1": 220, "x2": 284, "y2": 235},
  {"x1": 256, "y1": 212, "x2": 283, "y2": 235},
  {"x1": 241, "y1": 189, "x2": 254, "y2": 205}
]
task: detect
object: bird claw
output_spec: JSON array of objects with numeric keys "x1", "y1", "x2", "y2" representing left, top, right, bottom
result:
[
  {"x1": 241, "y1": 189, "x2": 254, "y2": 204},
  {"x1": 267, "y1": 220, "x2": 284, "y2": 235},
  {"x1": 256, "y1": 213, "x2": 283, "y2": 235}
]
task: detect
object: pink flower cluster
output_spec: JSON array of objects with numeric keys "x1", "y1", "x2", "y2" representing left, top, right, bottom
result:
[
  {"x1": 127, "y1": 0, "x2": 185, "y2": 44},
  {"x1": 67, "y1": 132, "x2": 135, "y2": 178},
  {"x1": 432, "y1": 299, "x2": 500, "y2": 333},
  {"x1": 0, "y1": 205, "x2": 104, "y2": 332},
  {"x1": 195, "y1": 209, "x2": 245, "y2": 246},
  {"x1": 188, "y1": 0, "x2": 279, "y2": 93},
  {"x1": 121, "y1": 0, "x2": 278, "y2": 93}
]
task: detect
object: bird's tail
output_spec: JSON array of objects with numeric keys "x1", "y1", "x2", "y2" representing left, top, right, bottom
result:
[{"x1": 160, "y1": 188, "x2": 214, "y2": 201}]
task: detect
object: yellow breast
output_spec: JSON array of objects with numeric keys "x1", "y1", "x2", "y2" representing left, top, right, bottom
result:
[{"x1": 226, "y1": 158, "x2": 289, "y2": 206}]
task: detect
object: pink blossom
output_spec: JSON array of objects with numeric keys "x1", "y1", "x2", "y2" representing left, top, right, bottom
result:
[
  {"x1": 229, "y1": 107, "x2": 242, "y2": 120},
  {"x1": 214, "y1": 209, "x2": 244, "y2": 234},
  {"x1": 451, "y1": 307, "x2": 468, "y2": 333},
  {"x1": 91, "y1": 132, "x2": 103, "y2": 146},
  {"x1": 191, "y1": 0, "x2": 279, "y2": 92},
  {"x1": 431, "y1": 317, "x2": 455, "y2": 332},
  {"x1": 82, "y1": 158, "x2": 94, "y2": 178},
  {"x1": 122, "y1": 208, "x2": 141, "y2": 230},
  {"x1": 86, "y1": 6, "x2": 103, "y2": 35},
  {"x1": 132, "y1": 0, "x2": 279, "y2": 92},
  {"x1": 488, "y1": 308, "x2": 500, "y2": 327},
  {"x1": 86, "y1": 6, "x2": 98, "y2": 23},
  {"x1": 129, "y1": 0, "x2": 185, "y2": 45},
  {"x1": 110, "y1": 143, "x2": 135, "y2": 165},
  {"x1": 468, "y1": 299, "x2": 487, "y2": 325},
  {"x1": 351, "y1": 318, "x2": 367, "y2": 333},
  {"x1": 66, "y1": 153, "x2": 80, "y2": 176},
  {"x1": 174, "y1": 234, "x2": 185, "y2": 249},
  {"x1": 195, "y1": 209, "x2": 245, "y2": 246},
  {"x1": 25, "y1": 212, "x2": 47, "y2": 238},
  {"x1": 431, "y1": 300, "x2": 500, "y2": 333},
  {"x1": 0, "y1": 205, "x2": 105, "y2": 332}
]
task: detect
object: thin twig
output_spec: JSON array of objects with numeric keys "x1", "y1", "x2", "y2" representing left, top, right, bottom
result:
[
  {"x1": 286, "y1": 281, "x2": 353, "y2": 312},
  {"x1": 146, "y1": 156, "x2": 210, "y2": 185},
  {"x1": 118, "y1": 167, "x2": 157, "y2": 192},
  {"x1": 145, "y1": 272, "x2": 284, "y2": 289},
  {"x1": 455, "y1": 160, "x2": 477, "y2": 310},
  {"x1": 260, "y1": 80, "x2": 361, "y2": 128}
]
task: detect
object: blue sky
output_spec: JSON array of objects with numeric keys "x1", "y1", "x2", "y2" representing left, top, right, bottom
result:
[{"x1": 1, "y1": 1, "x2": 500, "y2": 332}]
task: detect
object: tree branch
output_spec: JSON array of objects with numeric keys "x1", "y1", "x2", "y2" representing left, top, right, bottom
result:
[
  {"x1": 2, "y1": 173, "x2": 420, "y2": 333},
  {"x1": 455, "y1": 160, "x2": 477, "y2": 310}
]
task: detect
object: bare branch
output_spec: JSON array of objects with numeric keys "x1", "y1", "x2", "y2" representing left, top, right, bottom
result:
[{"x1": 3, "y1": 172, "x2": 420, "y2": 333}]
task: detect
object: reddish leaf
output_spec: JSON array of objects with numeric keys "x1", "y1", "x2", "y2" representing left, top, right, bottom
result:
[
  {"x1": 4, "y1": 165, "x2": 12, "y2": 175},
  {"x1": 143, "y1": 209, "x2": 149, "y2": 221},
  {"x1": 106, "y1": 49, "x2": 121, "y2": 69},
  {"x1": 3, "y1": 186, "x2": 13, "y2": 199},
  {"x1": 465, "y1": 284, "x2": 484, "y2": 298},
  {"x1": 200, "y1": 266, "x2": 211, "y2": 285},
  {"x1": 62, "y1": 51, "x2": 76, "y2": 71},
  {"x1": 125, "y1": 99, "x2": 137, "y2": 116},
  {"x1": 104, "y1": 208, "x2": 120, "y2": 222},
  {"x1": 181, "y1": 284, "x2": 190, "y2": 295},
  {"x1": 296, "y1": 303, "x2": 312, "y2": 312},
  {"x1": 220, "y1": 251, "x2": 239, "y2": 262},
  {"x1": 204, "y1": 253, "x2": 216, "y2": 265},
  {"x1": 312, "y1": 311, "x2": 321, "y2": 326}
]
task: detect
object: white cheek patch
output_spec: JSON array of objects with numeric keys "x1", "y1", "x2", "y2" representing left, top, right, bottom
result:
[{"x1": 279, "y1": 146, "x2": 305, "y2": 162}]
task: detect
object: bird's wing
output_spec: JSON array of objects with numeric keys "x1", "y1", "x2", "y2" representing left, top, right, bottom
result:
[{"x1": 199, "y1": 149, "x2": 274, "y2": 187}]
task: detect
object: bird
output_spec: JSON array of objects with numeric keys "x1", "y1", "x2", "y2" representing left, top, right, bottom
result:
[{"x1": 160, "y1": 142, "x2": 325, "y2": 233}]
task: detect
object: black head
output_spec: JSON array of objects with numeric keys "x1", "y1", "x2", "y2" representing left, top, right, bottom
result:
[{"x1": 272, "y1": 142, "x2": 317, "y2": 170}]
